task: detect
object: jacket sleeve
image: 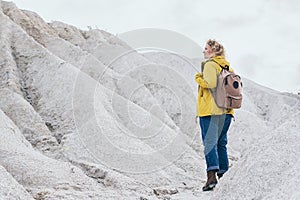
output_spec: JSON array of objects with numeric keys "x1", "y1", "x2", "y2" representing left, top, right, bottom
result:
[{"x1": 195, "y1": 62, "x2": 217, "y2": 89}]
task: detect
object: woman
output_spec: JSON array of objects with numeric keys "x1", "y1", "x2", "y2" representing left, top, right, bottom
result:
[{"x1": 195, "y1": 39, "x2": 234, "y2": 191}]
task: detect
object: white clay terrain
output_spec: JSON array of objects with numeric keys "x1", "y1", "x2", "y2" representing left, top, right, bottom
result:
[{"x1": 0, "y1": 1, "x2": 299, "y2": 199}]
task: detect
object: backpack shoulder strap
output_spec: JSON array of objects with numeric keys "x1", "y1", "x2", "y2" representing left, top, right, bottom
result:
[
  {"x1": 201, "y1": 59, "x2": 221, "y2": 72},
  {"x1": 201, "y1": 59, "x2": 213, "y2": 72}
]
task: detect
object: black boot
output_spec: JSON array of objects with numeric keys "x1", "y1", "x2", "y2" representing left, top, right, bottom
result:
[
  {"x1": 202, "y1": 170, "x2": 218, "y2": 191},
  {"x1": 217, "y1": 173, "x2": 224, "y2": 180}
]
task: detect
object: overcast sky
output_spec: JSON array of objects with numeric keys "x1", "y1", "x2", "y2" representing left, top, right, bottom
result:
[{"x1": 11, "y1": 0, "x2": 300, "y2": 92}]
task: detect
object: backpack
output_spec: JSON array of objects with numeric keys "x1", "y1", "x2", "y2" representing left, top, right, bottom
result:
[{"x1": 210, "y1": 61, "x2": 243, "y2": 109}]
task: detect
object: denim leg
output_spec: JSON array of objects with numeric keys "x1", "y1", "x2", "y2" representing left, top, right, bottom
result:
[
  {"x1": 200, "y1": 116, "x2": 219, "y2": 172},
  {"x1": 217, "y1": 114, "x2": 232, "y2": 175}
]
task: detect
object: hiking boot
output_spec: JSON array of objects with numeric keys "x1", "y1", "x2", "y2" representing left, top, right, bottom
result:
[
  {"x1": 202, "y1": 170, "x2": 218, "y2": 191},
  {"x1": 217, "y1": 173, "x2": 224, "y2": 180}
]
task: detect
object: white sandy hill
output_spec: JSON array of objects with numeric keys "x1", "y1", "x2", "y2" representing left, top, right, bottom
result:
[{"x1": 0, "y1": 1, "x2": 299, "y2": 199}]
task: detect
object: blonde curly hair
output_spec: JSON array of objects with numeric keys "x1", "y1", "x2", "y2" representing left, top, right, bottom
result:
[{"x1": 206, "y1": 39, "x2": 225, "y2": 57}]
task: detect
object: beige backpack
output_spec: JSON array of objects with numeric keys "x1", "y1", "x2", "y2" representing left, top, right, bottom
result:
[{"x1": 211, "y1": 61, "x2": 243, "y2": 109}]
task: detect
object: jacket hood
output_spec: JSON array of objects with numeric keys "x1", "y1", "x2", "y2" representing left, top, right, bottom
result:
[{"x1": 211, "y1": 56, "x2": 230, "y2": 67}]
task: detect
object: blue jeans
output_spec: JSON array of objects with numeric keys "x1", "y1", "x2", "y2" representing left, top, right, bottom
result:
[{"x1": 199, "y1": 114, "x2": 232, "y2": 174}]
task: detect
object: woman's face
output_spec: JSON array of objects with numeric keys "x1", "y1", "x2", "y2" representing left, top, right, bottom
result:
[{"x1": 203, "y1": 44, "x2": 213, "y2": 59}]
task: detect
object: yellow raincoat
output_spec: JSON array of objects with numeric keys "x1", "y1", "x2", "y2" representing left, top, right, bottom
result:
[{"x1": 195, "y1": 56, "x2": 234, "y2": 117}]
